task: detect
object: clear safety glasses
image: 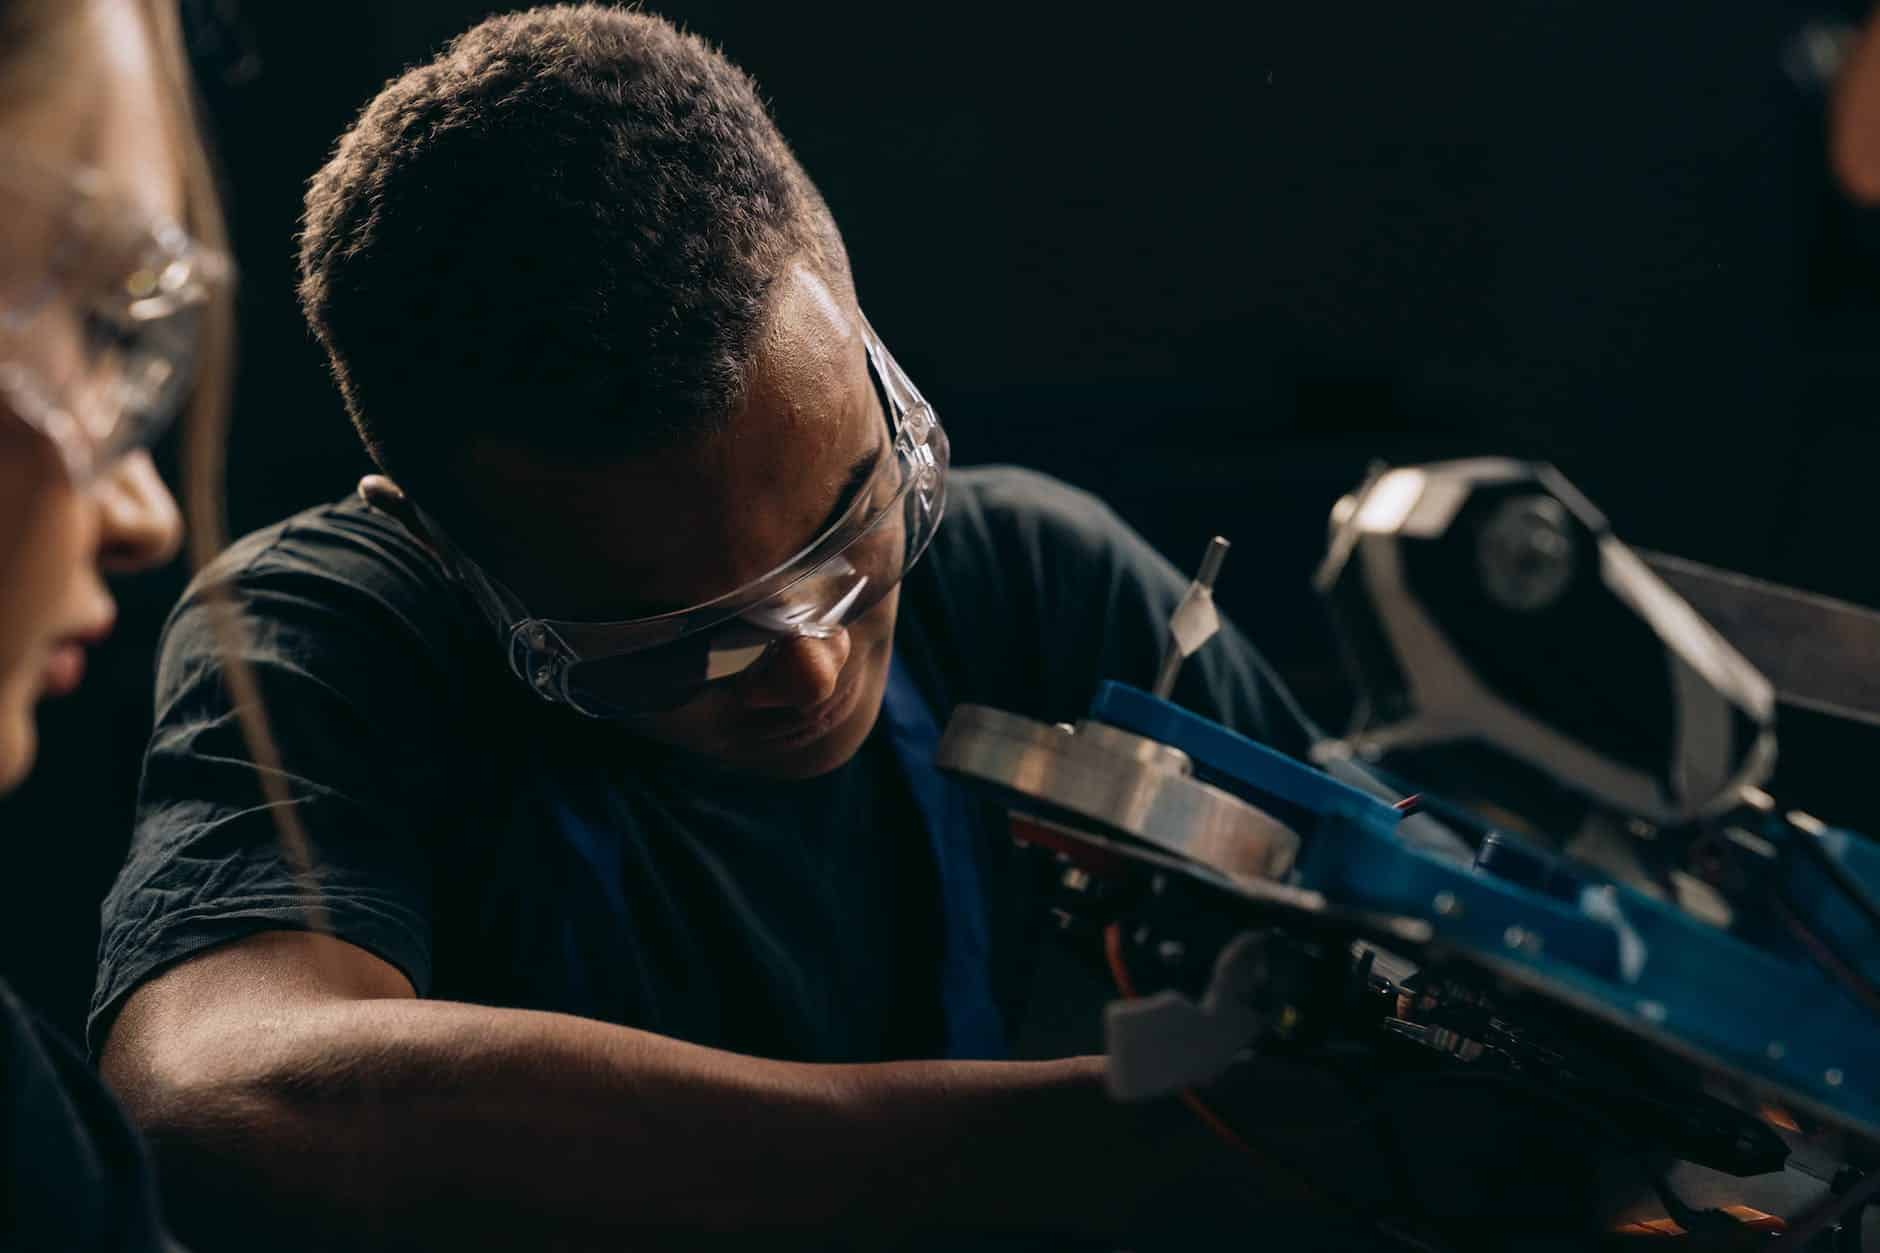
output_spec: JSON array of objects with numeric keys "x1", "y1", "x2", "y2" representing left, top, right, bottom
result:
[
  {"x1": 0, "y1": 150, "x2": 230, "y2": 484},
  {"x1": 431, "y1": 314, "x2": 950, "y2": 718}
]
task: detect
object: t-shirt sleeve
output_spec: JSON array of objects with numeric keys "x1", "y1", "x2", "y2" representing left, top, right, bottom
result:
[
  {"x1": 89, "y1": 508, "x2": 468, "y2": 1054},
  {"x1": 936, "y1": 467, "x2": 1311, "y2": 758}
]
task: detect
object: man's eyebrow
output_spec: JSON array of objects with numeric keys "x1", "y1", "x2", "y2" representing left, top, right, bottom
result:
[
  {"x1": 566, "y1": 434, "x2": 886, "y2": 624},
  {"x1": 812, "y1": 442, "x2": 885, "y2": 542}
]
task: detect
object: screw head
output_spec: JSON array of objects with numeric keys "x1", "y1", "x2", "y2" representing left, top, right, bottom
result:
[
  {"x1": 1433, "y1": 891, "x2": 1460, "y2": 917},
  {"x1": 1827, "y1": 1068, "x2": 1846, "y2": 1087},
  {"x1": 1502, "y1": 925, "x2": 1543, "y2": 956}
]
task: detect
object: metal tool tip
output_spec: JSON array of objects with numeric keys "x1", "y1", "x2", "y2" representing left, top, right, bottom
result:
[{"x1": 1196, "y1": 536, "x2": 1231, "y2": 587}]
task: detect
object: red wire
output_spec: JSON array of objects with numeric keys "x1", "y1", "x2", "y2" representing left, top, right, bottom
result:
[{"x1": 1772, "y1": 895, "x2": 1880, "y2": 1017}]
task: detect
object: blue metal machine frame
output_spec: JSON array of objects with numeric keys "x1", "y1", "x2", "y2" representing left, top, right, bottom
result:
[{"x1": 1091, "y1": 680, "x2": 1880, "y2": 1139}]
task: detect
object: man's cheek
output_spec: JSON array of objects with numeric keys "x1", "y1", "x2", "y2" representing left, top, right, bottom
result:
[
  {"x1": 860, "y1": 586, "x2": 900, "y2": 647},
  {"x1": 627, "y1": 698, "x2": 726, "y2": 746}
]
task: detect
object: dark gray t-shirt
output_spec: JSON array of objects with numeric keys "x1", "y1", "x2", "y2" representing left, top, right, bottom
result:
[
  {"x1": 91, "y1": 468, "x2": 1302, "y2": 1060},
  {"x1": 2, "y1": 979, "x2": 181, "y2": 1252}
]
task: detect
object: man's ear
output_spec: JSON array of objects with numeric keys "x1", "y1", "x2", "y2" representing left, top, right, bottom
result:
[{"x1": 356, "y1": 474, "x2": 441, "y2": 559}]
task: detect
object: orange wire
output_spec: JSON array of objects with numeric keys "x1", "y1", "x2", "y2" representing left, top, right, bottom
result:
[
  {"x1": 1103, "y1": 921, "x2": 1141, "y2": 998},
  {"x1": 1176, "y1": 1088, "x2": 1257, "y2": 1157},
  {"x1": 1101, "y1": 924, "x2": 1374, "y2": 1220},
  {"x1": 1101, "y1": 922, "x2": 1255, "y2": 1158}
]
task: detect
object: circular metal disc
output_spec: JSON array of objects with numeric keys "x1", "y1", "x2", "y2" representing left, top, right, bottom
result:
[{"x1": 938, "y1": 704, "x2": 1301, "y2": 882}]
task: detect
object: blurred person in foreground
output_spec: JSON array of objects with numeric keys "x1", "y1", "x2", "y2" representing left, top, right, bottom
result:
[
  {"x1": 0, "y1": 0, "x2": 231, "y2": 1248},
  {"x1": 93, "y1": 6, "x2": 1389, "y2": 1251}
]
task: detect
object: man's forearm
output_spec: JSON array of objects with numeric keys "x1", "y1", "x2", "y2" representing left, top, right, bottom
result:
[{"x1": 118, "y1": 996, "x2": 1213, "y2": 1250}]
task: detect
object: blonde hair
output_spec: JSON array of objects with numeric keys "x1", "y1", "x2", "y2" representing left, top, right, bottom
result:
[{"x1": 141, "y1": 0, "x2": 330, "y2": 934}]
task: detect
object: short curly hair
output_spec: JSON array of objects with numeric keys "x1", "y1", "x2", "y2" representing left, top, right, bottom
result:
[{"x1": 297, "y1": 4, "x2": 843, "y2": 485}]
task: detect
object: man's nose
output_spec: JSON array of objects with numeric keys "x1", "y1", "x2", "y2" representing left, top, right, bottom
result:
[
  {"x1": 739, "y1": 628, "x2": 853, "y2": 710},
  {"x1": 92, "y1": 450, "x2": 183, "y2": 574}
]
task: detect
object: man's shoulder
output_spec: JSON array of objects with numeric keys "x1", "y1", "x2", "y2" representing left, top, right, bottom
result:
[
  {"x1": 947, "y1": 465, "x2": 1118, "y2": 530},
  {"x1": 164, "y1": 492, "x2": 471, "y2": 680},
  {"x1": 903, "y1": 466, "x2": 1168, "y2": 714},
  {"x1": 938, "y1": 466, "x2": 1134, "y2": 568},
  {"x1": 190, "y1": 493, "x2": 441, "y2": 599}
]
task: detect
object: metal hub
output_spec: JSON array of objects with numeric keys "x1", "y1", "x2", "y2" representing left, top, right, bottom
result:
[{"x1": 937, "y1": 705, "x2": 1302, "y2": 883}]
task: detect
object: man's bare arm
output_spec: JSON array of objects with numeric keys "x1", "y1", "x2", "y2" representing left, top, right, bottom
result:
[{"x1": 102, "y1": 930, "x2": 1290, "y2": 1251}]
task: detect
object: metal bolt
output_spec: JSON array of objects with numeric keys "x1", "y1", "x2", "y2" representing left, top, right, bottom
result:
[
  {"x1": 1433, "y1": 891, "x2": 1460, "y2": 917},
  {"x1": 1638, "y1": 1000, "x2": 1667, "y2": 1024},
  {"x1": 1504, "y1": 925, "x2": 1542, "y2": 954},
  {"x1": 528, "y1": 626, "x2": 547, "y2": 648},
  {"x1": 1767, "y1": 1042, "x2": 1787, "y2": 1061},
  {"x1": 1061, "y1": 868, "x2": 1091, "y2": 893},
  {"x1": 1156, "y1": 940, "x2": 1186, "y2": 964},
  {"x1": 1827, "y1": 1068, "x2": 1845, "y2": 1087},
  {"x1": 533, "y1": 666, "x2": 553, "y2": 689}
]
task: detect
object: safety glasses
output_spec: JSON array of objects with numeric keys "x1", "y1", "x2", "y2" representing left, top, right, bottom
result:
[
  {"x1": 429, "y1": 313, "x2": 949, "y2": 717},
  {"x1": 0, "y1": 149, "x2": 229, "y2": 485}
]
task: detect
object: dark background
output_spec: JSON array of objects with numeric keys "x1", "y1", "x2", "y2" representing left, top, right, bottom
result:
[{"x1": 7, "y1": 0, "x2": 1880, "y2": 1043}]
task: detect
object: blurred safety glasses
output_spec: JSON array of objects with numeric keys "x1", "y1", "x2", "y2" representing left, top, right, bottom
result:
[{"x1": 0, "y1": 149, "x2": 230, "y2": 485}]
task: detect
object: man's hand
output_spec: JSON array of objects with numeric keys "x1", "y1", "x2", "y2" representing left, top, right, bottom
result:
[{"x1": 102, "y1": 929, "x2": 1353, "y2": 1251}]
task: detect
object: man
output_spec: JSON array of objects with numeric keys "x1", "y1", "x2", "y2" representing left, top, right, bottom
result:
[{"x1": 93, "y1": 6, "x2": 1326, "y2": 1248}]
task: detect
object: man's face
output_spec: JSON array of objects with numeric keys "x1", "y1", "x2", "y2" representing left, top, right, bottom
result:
[{"x1": 452, "y1": 264, "x2": 900, "y2": 779}]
